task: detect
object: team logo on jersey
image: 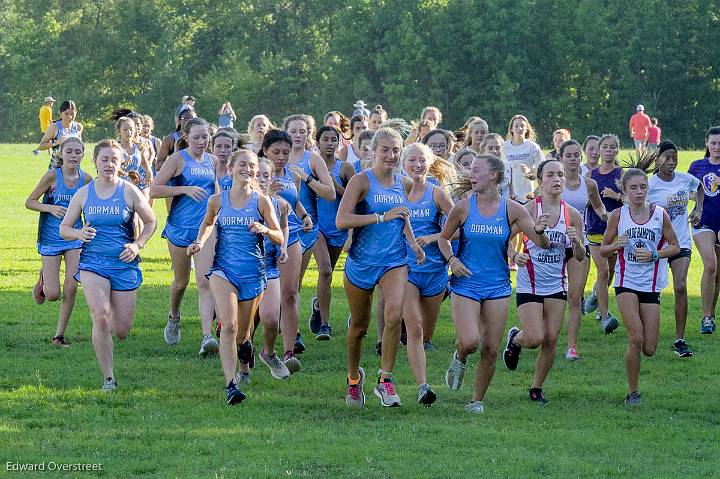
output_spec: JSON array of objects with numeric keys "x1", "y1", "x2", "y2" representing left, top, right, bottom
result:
[
  {"x1": 702, "y1": 173, "x2": 719, "y2": 197},
  {"x1": 633, "y1": 239, "x2": 645, "y2": 249}
]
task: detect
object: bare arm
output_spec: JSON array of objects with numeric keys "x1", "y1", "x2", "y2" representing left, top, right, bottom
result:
[
  {"x1": 37, "y1": 124, "x2": 59, "y2": 151},
  {"x1": 438, "y1": 200, "x2": 471, "y2": 276},
  {"x1": 156, "y1": 135, "x2": 174, "y2": 171},
  {"x1": 599, "y1": 209, "x2": 624, "y2": 257},
  {"x1": 567, "y1": 207, "x2": 586, "y2": 261},
  {"x1": 119, "y1": 184, "x2": 157, "y2": 262},
  {"x1": 658, "y1": 210, "x2": 680, "y2": 259},
  {"x1": 291, "y1": 154, "x2": 336, "y2": 201},
  {"x1": 508, "y1": 200, "x2": 550, "y2": 248},
  {"x1": 59, "y1": 187, "x2": 94, "y2": 242},
  {"x1": 586, "y1": 178, "x2": 608, "y2": 221},
  {"x1": 25, "y1": 171, "x2": 58, "y2": 214}
]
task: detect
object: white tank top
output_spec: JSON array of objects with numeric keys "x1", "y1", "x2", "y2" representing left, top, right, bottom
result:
[
  {"x1": 346, "y1": 142, "x2": 361, "y2": 164},
  {"x1": 516, "y1": 197, "x2": 571, "y2": 295},
  {"x1": 614, "y1": 205, "x2": 667, "y2": 292},
  {"x1": 561, "y1": 175, "x2": 589, "y2": 223}
]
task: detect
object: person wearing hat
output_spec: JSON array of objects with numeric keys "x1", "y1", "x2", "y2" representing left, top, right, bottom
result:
[
  {"x1": 629, "y1": 104, "x2": 652, "y2": 156},
  {"x1": 351, "y1": 100, "x2": 370, "y2": 118}
]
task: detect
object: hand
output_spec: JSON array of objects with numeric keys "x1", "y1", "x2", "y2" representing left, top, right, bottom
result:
[
  {"x1": 289, "y1": 165, "x2": 308, "y2": 181},
  {"x1": 633, "y1": 247, "x2": 653, "y2": 262},
  {"x1": 519, "y1": 164, "x2": 531, "y2": 174},
  {"x1": 600, "y1": 211, "x2": 609, "y2": 222},
  {"x1": 689, "y1": 208, "x2": 702, "y2": 227},
  {"x1": 183, "y1": 185, "x2": 208, "y2": 202},
  {"x1": 566, "y1": 227, "x2": 580, "y2": 245},
  {"x1": 278, "y1": 247, "x2": 288, "y2": 264},
  {"x1": 301, "y1": 215, "x2": 313, "y2": 232},
  {"x1": 412, "y1": 244, "x2": 426, "y2": 265},
  {"x1": 269, "y1": 180, "x2": 283, "y2": 196},
  {"x1": 525, "y1": 192, "x2": 535, "y2": 200},
  {"x1": 614, "y1": 234, "x2": 629, "y2": 250},
  {"x1": 535, "y1": 213, "x2": 549, "y2": 233},
  {"x1": 416, "y1": 235, "x2": 435, "y2": 248},
  {"x1": 249, "y1": 222, "x2": 269, "y2": 235},
  {"x1": 449, "y1": 257, "x2": 472, "y2": 277},
  {"x1": 384, "y1": 206, "x2": 409, "y2": 221},
  {"x1": 514, "y1": 252, "x2": 530, "y2": 267},
  {"x1": 119, "y1": 242, "x2": 140, "y2": 262},
  {"x1": 77, "y1": 224, "x2": 96, "y2": 242},
  {"x1": 48, "y1": 205, "x2": 67, "y2": 219},
  {"x1": 187, "y1": 241, "x2": 202, "y2": 256},
  {"x1": 601, "y1": 187, "x2": 618, "y2": 200}
]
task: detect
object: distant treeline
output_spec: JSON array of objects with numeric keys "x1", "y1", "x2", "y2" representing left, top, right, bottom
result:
[{"x1": 1, "y1": 0, "x2": 718, "y2": 147}]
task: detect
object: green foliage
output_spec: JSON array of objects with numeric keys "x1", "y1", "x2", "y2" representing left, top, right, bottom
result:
[{"x1": 1, "y1": 0, "x2": 718, "y2": 147}]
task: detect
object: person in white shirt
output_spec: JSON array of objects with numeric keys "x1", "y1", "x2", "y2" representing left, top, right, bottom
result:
[{"x1": 503, "y1": 115, "x2": 544, "y2": 205}]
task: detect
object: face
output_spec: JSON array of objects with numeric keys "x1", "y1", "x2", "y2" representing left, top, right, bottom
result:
[
  {"x1": 512, "y1": 118, "x2": 527, "y2": 138},
  {"x1": 231, "y1": 154, "x2": 258, "y2": 184},
  {"x1": 60, "y1": 141, "x2": 83, "y2": 168},
  {"x1": 456, "y1": 153, "x2": 475, "y2": 174},
  {"x1": 141, "y1": 120, "x2": 153, "y2": 137},
  {"x1": 707, "y1": 134, "x2": 720, "y2": 159},
  {"x1": 404, "y1": 148, "x2": 430, "y2": 180},
  {"x1": 561, "y1": 144, "x2": 582, "y2": 171},
  {"x1": 584, "y1": 139, "x2": 600, "y2": 163},
  {"x1": 187, "y1": 125, "x2": 210, "y2": 152},
  {"x1": 424, "y1": 110, "x2": 439, "y2": 128},
  {"x1": 553, "y1": 133, "x2": 566, "y2": 151},
  {"x1": 359, "y1": 139, "x2": 373, "y2": 163},
  {"x1": 132, "y1": 117, "x2": 143, "y2": 135},
  {"x1": 119, "y1": 122, "x2": 135, "y2": 142},
  {"x1": 426, "y1": 133, "x2": 448, "y2": 158},
  {"x1": 61, "y1": 105, "x2": 77, "y2": 122},
  {"x1": 212, "y1": 136, "x2": 234, "y2": 163},
  {"x1": 482, "y1": 138, "x2": 502, "y2": 157},
  {"x1": 287, "y1": 120, "x2": 308, "y2": 149},
  {"x1": 373, "y1": 137, "x2": 403, "y2": 172},
  {"x1": 352, "y1": 120, "x2": 368, "y2": 137},
  {"x1": 471, "y1": 124, "x2": 488, "y2": 145},
  {"x1": 539, "y1": 161, "x2": 565, "y2": 195},
  {"x1": 94, "y1": 147, "x2": 122, "y2": 181},
  {"x1": 469, "y1": 157, "x2": 497, "y2": 191},
  {"x1": 599, "y1": 138, "x2": 618, "y2": 161},
  {"x1": 179, "y1": 110, "x2": 197, "y2": 130},
  {"x1": 265, "y1": 140, "x2": 291, "y2": 169},
  {"x1": 324, "y1": 114, "x2": 340, "y2": 128},
  {"x1": 623, "y1": 174, "x2": 648, "y2": 204},
  {"x1": 318, "y1": 131, "x2": 339, "y2": 157},
  {"x1": 257, "y1": 161, "x2": 272, "y2": 191},
  {"x1": 369, "y1": 112, "x2": 385, "y2": 131},
  {"x1": 254, "y1": 117, "x2": 270, "y2": 136}
]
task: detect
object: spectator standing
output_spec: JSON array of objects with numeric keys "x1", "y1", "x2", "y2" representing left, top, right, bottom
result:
[
  {"x1": 218, "y1": 102, "x2": 237, "y2": 128},
  {"x1": 647, "y1": 118, "x2": 662, "y2": 149},
  {"x1": 351, "y1": 100, "x2": 370, "y2": 118},
  {"x1": 629, "y1": 104, "x2": 652, "y2": 156}
]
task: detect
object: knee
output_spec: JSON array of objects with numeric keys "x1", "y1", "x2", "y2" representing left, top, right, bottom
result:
[
  {"x1": 642, "y1": 343, "x2": 657, "y2": 357},
  {"x1": 479, "y1": 343, "x2": 498, "y2": 362},
  {"x1": 542, "y1": 335, "x2": 558, "y2": 351},
  {"x1": 221, "y1": 319, "x2": 238, "y2": 337},
  {"x1": 457, "y1": 337, "x2": 479, "y2": 356},
  {"x1": 383, "y1": 301, "x2": 404, "y2": 322},
  {"x1": 568, "y1": 290, "x2": 582, "y2": 305},
  {"x1": 114, "y1": 326, "x2": 131, "y2": 340},
  {"x1": 674, "y1": 280, "x2": 687, "y2": 298},
  {"x1": 628, "y1": 333, "x2": 644, "y2": 350},
  {"x1": 318, "y1": 264, "x2": 333, "y2": 282},
  {"x1": 45, "y1": 288, "x2": 62, "y2": 302},
  {"x1": 348, "y1": 324, "x2": 368, "y2": 340},
  {"x1": 282, "y1": 288, "x2": 299, "y2": 305},
  {"x1": 171, "y1": 275, "x2": 190, "y2": 291},
  {"x1": 703, "y1": 260, "x2": 717, "y2": 277},
  {"x1": 405, "y1": 319, "x2": 423, "y2": 340},
  {"x1": 92, "y1": 307, "x2": 112, "y2": 330}
]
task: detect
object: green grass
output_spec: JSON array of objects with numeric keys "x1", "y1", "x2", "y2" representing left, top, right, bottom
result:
[{"x1": 1, "y1": 144, "x2": 718, "y2": 478}]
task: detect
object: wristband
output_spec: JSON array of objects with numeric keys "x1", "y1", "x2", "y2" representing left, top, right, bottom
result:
[
  {"x1": 374, "y1": 213, "x2": 380, "y2": 224},
  {"x1": 651, "y1": 251, "x2": 659, "y2": 262},
  {"x1": 511, "y1": 251, "x2": 518, "y2": 262},
  {"x1": 379, "y1": 214, "x2": 385, "y2": 223},
  {"x1": 449, "y1": 257, "x2": 459, "y2": 269},
  {"x1": 305, "y1": 175, "x2": 314, "y2": 185}
]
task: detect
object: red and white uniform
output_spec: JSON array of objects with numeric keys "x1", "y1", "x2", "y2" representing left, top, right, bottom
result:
[
  {"x1": 614, "y1": 205, "x2": 667, "y2": 292},
  {"x1": 516, "y1": 198, "x2": 572, "y2": 295}
]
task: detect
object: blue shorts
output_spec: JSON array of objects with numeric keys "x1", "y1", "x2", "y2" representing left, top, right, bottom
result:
[
  {"x1": 207, "y1": 269, "x2": 267, "y2": 301},
  {"x1": 319, "y1": 227, "x2": 348, "y2": 249},
  {"x1": 299, "y1": 227, "x2": 318, "y2": 253},
  {"x1": 162, "y1": 223, "x2": 200, "y2": 248},
  {"x1": 38, "y1": 243, "x2": 81, "y2": 257},
  {"x1": 344, "y1": 256, "x2": 407, "y2": 291},
  {"x1": 265, "y1": 256, "x2": 279, "y2": 280},
  {"x1": 75, "y1": 257, "x2": 142, "y2": 292},
  {"x1": 408, "y1": 269, "x2": 448, "y2": 297},
  {"x1": 449, "y1": 276, "x2": 512, "y2": 303}
]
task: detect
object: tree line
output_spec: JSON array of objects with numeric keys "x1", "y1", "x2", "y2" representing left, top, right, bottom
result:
[{"x1": 1, "y1": 0, "x2": 718, "y2": 148}]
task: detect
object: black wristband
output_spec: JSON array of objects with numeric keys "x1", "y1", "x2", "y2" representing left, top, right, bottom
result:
[{"x1": 301, "y1": 213, "x2": 309, "y2": 220}]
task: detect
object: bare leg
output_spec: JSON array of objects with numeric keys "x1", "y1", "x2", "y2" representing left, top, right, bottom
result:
[
  {"x1": 669, "y1": 257, "x2": 690, "y2": 339},
  {"x1": 344, "y1": 275, "x2": 373, "y2": 380},
  {"x1": 693, "y1": 231, "x2": 717, "y2": 317},
  {"x1": 618, "y1": 292, "x2": 643, "y2": 393},
  {"x1": 378, "y1": 266, "x2": 408, "y2": 378},
  {"x1": 279, "y1": 242, "x2": 302, "y2": 354},
  {"x1": 259, "y1": 278, "x2": 281, "y2": 355},
  {"x1": 473, "y1": 297, "x2": 510, "y2": 401},
  {"x1": 532, "y1": 299, "x2": 566, "y2": 389},
  {"x1": 567, "y1": 254, "x2": 590, "y2": 349},
  {"x1": 55, "y1": 250, "x2": 81, "y2": 338}
]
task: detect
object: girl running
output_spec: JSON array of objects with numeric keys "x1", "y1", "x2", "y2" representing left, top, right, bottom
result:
[
  {"x1": 349, "y1": 130, "x2": 376, "y2": 174},
  {"x1": 461, "y1": 119, "x2": 489, "y2": 154},
  {"x1": 116, "y1": 117, "x2": 153, "y2": 196},
  {"x1": 26, "y1": 137, "x2": 92, "y2": 346},
  {"x1": 502, "y1": 159, "x2": 586, "y2": 404},
  {"x1": 581, "y1": 135, "x2": 601, "y2": 175},
  {"x1": 212, "y1": 129, "x2": 239, "y2": 191},
  {"x1": 600, "y1": 167, "x2": 679, "y2": 404},
  {"x1": 479, "y1": 133, "x2": 513, "y2": 200},
  {"x1": 338, "y1": 115, "x2": 369, "y2": 163},
  {"x1": 407, "y1": 106, "x2": 442, "y2": 144},
  {"x1": 421, "y1": 129, "x2": 454, "y2": 160},
  {"x1": 649, "y1": 141, "x2": 703, "y2": 355},
  {"x1": 368, "y1": 105, "x2": 388, "y2": 131},
  {"x1": 402, "y1": 143, "x2": 454, "y2": 404},
  {"x1": 503, "y1": 114, "x2": 544, "y2": 204},
  {"x1": 59, "y1": 139, "x2": 157, "y2": 390},
  {"x1": 36, "y1": 100, "x2": 83, "y2": 169},
  {"x1": 440, "y1": 154, "x2": 550, "y2": 413},
  {"x1": 337, "y1": 127, "x2": 425, "y2": 408},
  {"x1": 248, "y1": 115, "x2": 273, "y2": 154},
  {"x1": 150, "y1": 117, "x2": 220, "y2": 356},
  {"x1": 688, "y1": 126, "x2": 720, "y2": 335},
  {"x1": 188, "y1": 150, "x2": 283, "y2": 404},
  {"x1": 545, "y1": 129, "x2": 572, "y2": 159}
]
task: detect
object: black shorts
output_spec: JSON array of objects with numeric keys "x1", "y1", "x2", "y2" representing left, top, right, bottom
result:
[
  {"x1": 614, "y1": 287, "x2": 660, "y2": 304},
  {"x1": 516, "y1": 291, "x2": 567, "y2": 306},
  {"x1": 668, "y1": 248, "x2": 692, "y2": 264}
]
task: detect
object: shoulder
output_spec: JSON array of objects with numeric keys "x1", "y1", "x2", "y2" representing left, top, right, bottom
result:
[
  {"x1": 608, "y1": 207, "x2": 622, "y2": 221},
  {"x1": 208, "y1": 192, "x2": 223, "y2": 208},
  {"x1": 340, "y1": 161, "x2": 355, "y2": 177},
  {"x1": 41, "y1": 168, "x2": 58, "y2": 184}
]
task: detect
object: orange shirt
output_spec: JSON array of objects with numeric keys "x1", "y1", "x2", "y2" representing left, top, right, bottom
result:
[{"x1": 629, "y1": 112, "x2": 651, "y2": 141}]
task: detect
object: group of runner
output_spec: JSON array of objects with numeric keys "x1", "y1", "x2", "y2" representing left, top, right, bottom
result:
[{"x1": 26, "y1": 100, "x2": 720, "y2": 411}]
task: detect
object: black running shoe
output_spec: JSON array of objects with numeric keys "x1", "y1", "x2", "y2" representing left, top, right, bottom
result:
[
  {"x1": 294, "y1": 332, "x2": 306, "y2": 354},
  {"x1": 529, "y1": 387, "x2": 548, "y2": 405},
  {"x1": 225, "y1": 380, "x2": 246, "y2": 406},
  {"x1": 316, "y1": 323, "x2": 331, "y2": 341},
  {"x1": 672, "y1": 339, "x2": 694, "y2": 357},
  {"x1": 400, "y1": 320, "x2": 407, "y2": 346},
  {"x1": 423, "y1": 340, "x2": 436, "y2": 351},
  {"x1": 503, "y1": 327, "x2": 522, "y2": 371},
  {"x1": 375, "y1": 341, "x2": 382, "y2": 356},
  {"x1": 237, "y1": 340, "x2": 255, "y2": 368},
  {"x1": 308, "y1": 296, "x2": 321, "y2": 334}
]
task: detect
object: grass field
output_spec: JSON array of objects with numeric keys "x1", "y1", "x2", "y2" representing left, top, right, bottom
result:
[{"x1": 1, "y1": 144, "x2": 718, "y2": 478}]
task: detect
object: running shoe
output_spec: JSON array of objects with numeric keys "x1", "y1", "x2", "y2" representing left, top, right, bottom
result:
[
  {"x1": 595, "y1": 312, "x2": 602, "y2": 322},
  {"x1": 225, "y1": 380, "x2": 246, "y2": 405},
  {"x1": 672, "y1": 339, "x2": 694, "y2": 358},
  {"x1": 52, "y1": 335, "x2": 70, "y2": 348},
  {"x1": 624, "y1": 391, "x2": 641, "y2": 405},
  {"x1": 565, "y1": 347, "x2": 580, "y2": 361},
  {"x1": 32, "y1": 271, "x2": 45, "y2": 305},
  {"x1": 259, "y1": 351, "x2": 290, "y2": 379},
  {"x1": 345, "y1": 367, "x2": 365, "y2": 408},
  {"x1": 529, "y1": 387, "x2": 548, "y2": 405},
  {"x1": 375, "y1": 341, "x2": 382, "y2": 357},
  {"x1": 584, "y1": 287, "x2": 598, "y2": 313},
  {"x1": 445, "y1": 351, "x2": 467, "y2": 390},
  {"x1": 198, "y1": 334, "x2": 219, "y2": 357},
  {"x1": 423, "y1": 340, "x2": 436, "y2": 351},
  {"x1": 235, "y1": 371, "x2": 251, "y2": 384},
  {"x1": 700, "y1": 316, "x2": 716, "y2": 334},
  {"x1": 294, "y1": 332, "x2": 306, "y2": 354},
  {"x1": 374, "y1": 377, "x2": 401, "y2": 407},
  {"x1": 417, "y1": 383, "x2": 437, "y2": 406},
  {"x1": 101, "y1": 377, "x2": 117, "y2": 392},
  {"x1": 464, "y1": 401, "x2": 484, "y2": 413},
  {"x1": 283, "y1": 351, "x2": 301, "y2": 374},
  {"x1": 308, "y1": 296, "x2": 321, "y2": 334},
  {"x1": 164, "y1": 314, "x2": 181, "y2": 345},
  {"x1": 503, "y1": 327, "x2": 522, "y2": 370},
  {"x1": 316, "y1": 323, "x2": 332, "y2": 341},
  {"x1": 600, "y1": 313, "x2": 619, "y2": 334},
  {"x1": 32, "y1": 149, "x2": 40, "y2": 156},
  {"x1": 400, "y1": 320, "x2": 407, "y2": 346},
  {"x1": 237, "y1": 340, "x2": 255, "y2": 368}
]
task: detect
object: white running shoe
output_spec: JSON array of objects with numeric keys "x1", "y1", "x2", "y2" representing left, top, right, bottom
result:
[
  {"x1": 198, "y1": 334, "x2": 219, "y2": 356},
  {"x1": 464, "y1": 401, "x2": 484, "y2": 413},
  {"x1": 164, "y1": 314, "x2": 181, "y2": 345},
  {"x1": 102, "y1": 377, "x2": 117, "y2": 392},
  {"x1": 259, "y1": 351, "x2": 290, "y2": 379},
  {"x1": 445, "y1": 351, "x2": 467, "y2": 390}
]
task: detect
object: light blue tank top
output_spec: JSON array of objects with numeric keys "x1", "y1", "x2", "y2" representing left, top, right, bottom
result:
[
  {"x1": 348, "y1": 170, "x2": 406, "y2": 266},
  {"x1": 53, "y1": 120, "x2": 80, "y2": 140},
  {"x1": 38, "y1": 168, "x2": 84, "y2": 249},
  {"x1": 218, "y1": 174, "x2": 232, "y2": 191},
  {"x1": 123, "y1": 144, "x2": 148, "y2": 189},
  {"x1": 264, "y1": 197, "x2": 281, "y2": 268},
  {"x1": 213, "y1": 190, "x2": 264, "y2": 279},
  {"x1": 317, "y1": 160, "x2": 343, "y2": 235},
  {"x1": 456, "y1": 195, "x2": 510, "y2": 287},
  {"x1": 82, "y1": 181, "x2": 135, "y2": 260},
  {"x1": 273, "y1": 167, "x2": 304, "y2": 237},
  {"x1": 166, "y1": 150, "x2": 215, "y2": 229},
  {"x1": 406, "y1": 183, "x2": 444, "y2": 272}
]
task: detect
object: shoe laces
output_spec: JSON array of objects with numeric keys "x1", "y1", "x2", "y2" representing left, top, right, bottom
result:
[
  {"x1": 283, "y1": 351, "x2": 294, "y2": 362},
  {"x1": 347, "y1": 384, "x2": 361, "y2": 400},
  {"x1": 381, "y1": 379, "x2": 397, "y2": 396},
  {"x1": 702, "y1": 316, "x2": 713, "y2": 326}
]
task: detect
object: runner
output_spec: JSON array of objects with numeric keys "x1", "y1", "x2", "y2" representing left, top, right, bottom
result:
[
  {"x1": 581, "y1": 135, "x2": 601, "y2": 175},
  {"x1": 36, "y1": 100, "x2": 83, "y2": 169},
  {"x1": 338, "y1": 114, "x2": 369, "y2": 162},
  {"x1": 368, "y1": 105, "x2": 388, "y2": 131},
  {"x1": 461, "y1": 119, "x2": 489, "y2": 154},
  {"x1": 545, "y1": 129, "x2": 572, "y2": 159},
  {"x1": 479, "y1": 133, "x2": 513, "y2": 200},
  {"x1": 212, "y1": 129, "x2": 239, "y2": 191},
  {"x1": 407, "y1": 107, "x2": 442, "y2": 144},
  {"x1": 503, "y1": 114, "x2": 543, "y2": 204},
  {"x1": 115, "y1": 117, "x2": 152, "y2": 197},
  {"x1": 157, "y1": 106, "x2": 197, "y2": 171},
  {"x1": 248, "y1": 114, "x2": 273, "y2": 154}
]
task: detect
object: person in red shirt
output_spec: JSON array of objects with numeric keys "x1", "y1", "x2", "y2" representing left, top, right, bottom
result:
[
  {"x1": 629, "y1": 105, "x2": 652, "y2": 156},
  {"x1": 647, "y1": 118, "x2": 661, "y2": 149}
]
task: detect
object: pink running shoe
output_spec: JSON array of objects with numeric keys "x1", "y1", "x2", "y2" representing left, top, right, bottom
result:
[{"x1": 565, "y1": 347, "x2": 580, "y2": 361}]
